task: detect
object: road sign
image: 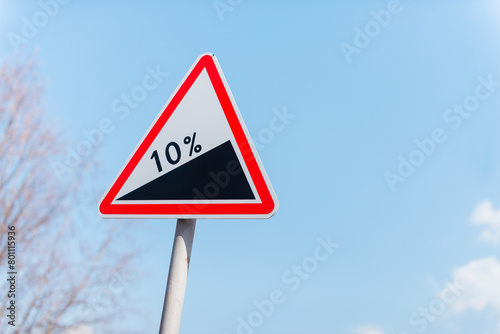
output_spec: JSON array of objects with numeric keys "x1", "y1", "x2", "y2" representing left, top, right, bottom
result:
[{"x1": 99, "y1": 53, "x2": 278, "y2": 219}]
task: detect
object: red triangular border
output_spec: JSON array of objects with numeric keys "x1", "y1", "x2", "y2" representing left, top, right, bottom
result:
[{"x1": 99, "y1": 54, "x2": 278, "y2": 219}]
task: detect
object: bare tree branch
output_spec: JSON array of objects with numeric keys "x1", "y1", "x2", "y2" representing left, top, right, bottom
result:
[{"x1": 0, "y1": 56, "x2": 141, "y2": 334}]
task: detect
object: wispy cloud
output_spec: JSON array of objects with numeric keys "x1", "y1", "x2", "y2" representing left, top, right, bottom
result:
[
  {"x1": 471, "y1": 200, "x2": 500, "y2": 245},
  {"x1": 444, "y1": 257, "x2": 500, "y2": 330}
]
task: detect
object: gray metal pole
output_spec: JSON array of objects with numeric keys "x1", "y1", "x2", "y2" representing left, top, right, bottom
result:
[{"x1": 159, "y1": 219, "x2": 196, "y2": 334}]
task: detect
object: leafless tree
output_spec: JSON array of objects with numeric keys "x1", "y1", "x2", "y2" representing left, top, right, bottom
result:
[{"x1": 0, "y1": 58, "x2": 142, "y2": 333}]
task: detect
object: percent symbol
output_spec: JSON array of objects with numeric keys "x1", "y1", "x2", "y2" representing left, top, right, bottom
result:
[{"x1": 184, "y1": 132, "x2": 202, "y2": 156}]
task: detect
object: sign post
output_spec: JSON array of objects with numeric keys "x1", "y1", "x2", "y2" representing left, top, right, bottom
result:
[
  {"x1": 99, "y1": 53, "x2": 278, "y2": 333},
  {"x1": 159, "y1": 219, "x2": 196, "y2": 334}
]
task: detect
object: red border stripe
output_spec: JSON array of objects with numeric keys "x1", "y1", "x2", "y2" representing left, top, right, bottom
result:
[{"x1": 99, "y1": 55, "x2": 276, "y2": 217}]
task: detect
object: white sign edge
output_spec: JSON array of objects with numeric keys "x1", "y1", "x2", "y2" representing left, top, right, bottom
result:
[{"x1": 97, "y1": 53, "x2": 279, "y2": 219}]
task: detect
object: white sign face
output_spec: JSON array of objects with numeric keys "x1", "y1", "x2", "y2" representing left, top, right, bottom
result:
[
  {"x1": 115, "y1": 68, "x2": 258, "y2": 203},
  {"x1": 99, "y1": 53, "x2": 278, "y2": 219}
]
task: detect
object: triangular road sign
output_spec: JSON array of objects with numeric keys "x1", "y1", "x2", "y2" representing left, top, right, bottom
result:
[{"x1": 99, "y1": 53, "x2": 278, "y2": 219}]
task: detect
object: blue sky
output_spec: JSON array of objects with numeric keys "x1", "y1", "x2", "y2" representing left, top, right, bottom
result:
[{"x1": 2, "y1": 1, "x2": 500, "y2": 333}]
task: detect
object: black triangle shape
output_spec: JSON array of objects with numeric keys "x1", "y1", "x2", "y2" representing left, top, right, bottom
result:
[{"x1": 117, "y1": 140, "x2": 255, "y2": 200}]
